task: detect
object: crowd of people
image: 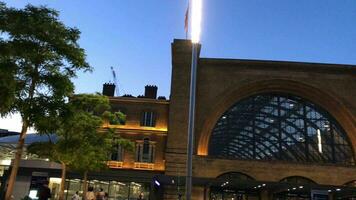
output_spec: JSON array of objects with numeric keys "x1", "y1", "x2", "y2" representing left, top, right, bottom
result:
[
  {"x1": 36, "y1": 181, "x2": 145, "y2": 200},
  {"x1": 83, "y1": 187, "x2": 108, "y2": 200},
  {"x1": 81, "y1": 186, "x2": 145, "y2": 200}
]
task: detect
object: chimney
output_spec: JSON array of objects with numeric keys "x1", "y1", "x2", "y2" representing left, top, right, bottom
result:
[
  {"x1": 102, "y1": 83, "x2": 115, "y2": 97},
  {"x1": 144, "y1": 85, "x2": 158, "y2": 99}
]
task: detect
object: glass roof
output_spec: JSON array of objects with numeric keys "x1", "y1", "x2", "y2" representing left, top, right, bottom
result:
[
  {"x1": 0, "y1": 134, "x2": 57, "y2": 161},
  {"x1": 0, "y1": 133, "x2": 56, "y2": 144},
  {"x1": 209, "y1": 93, "x2": 354, "y2": 165}
]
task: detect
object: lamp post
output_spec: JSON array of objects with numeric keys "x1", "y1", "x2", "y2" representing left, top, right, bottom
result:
[{"x1": 185, "y1": 0, "x2": 202, "y2": 199}]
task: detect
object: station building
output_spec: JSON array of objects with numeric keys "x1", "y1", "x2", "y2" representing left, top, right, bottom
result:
[
  {"x1": 159, "y1": 40, "x2": 356, "y2": 200},
  {"x1": 1, "y1": 39, "x2": 356, "y2": 200}
]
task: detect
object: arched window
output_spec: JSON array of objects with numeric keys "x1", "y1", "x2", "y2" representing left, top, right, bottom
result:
[
  {"x1": 210, "y1": 172, "x2": 258, "y2": 200},
  {"x1": 209, "y1": 93, "x2": 354, "y2": 165},
  {"x1": 135, "y1": 138, "x2": 155, "y2": 163}
]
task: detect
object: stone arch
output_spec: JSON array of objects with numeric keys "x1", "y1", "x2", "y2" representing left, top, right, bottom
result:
[
  {"x1": 343, "y1": 180, "x2": 356, "y2": 187},
  {"x1": 197, "y1": 79, "x2": 356, "y2": 156},
  {"x1": 279, "y1": 176, "x2": 317, "y2": 184},
  {"x1": 215, "y1": 171, "x2": 256, "y2": 181}
]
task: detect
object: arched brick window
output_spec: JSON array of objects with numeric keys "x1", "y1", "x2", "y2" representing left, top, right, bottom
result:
[{"x1": 209, "y1": 93, "x2": 355, "y2": 165}]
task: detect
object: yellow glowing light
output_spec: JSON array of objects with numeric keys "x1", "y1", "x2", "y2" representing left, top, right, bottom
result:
[
  {"x1": 0, "y1": 159, "x2": 11, "y2": 166},
  {"x1": 191, "y1": 0, "x2": 202, "y2": 43},
  {"x1": 49, "y1": 177, "x2": 62, "y2": 184},
  {"x1": 317, "y1": 129, "x2": 322, "y2": 153}
]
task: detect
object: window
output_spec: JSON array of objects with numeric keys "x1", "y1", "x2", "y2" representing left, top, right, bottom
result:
[
  {"x1": 140, "y1": 111, "x2": 156, "y2": 127},
  {"x1": 136, "y1": 138, "x2": 155, "y2": 163},
  {"x1": 110, "y1": 138, "x2": 124, "y2": 161},
  {"x1": 209, "y1": 93, "x2": 355, "y2": 165}
]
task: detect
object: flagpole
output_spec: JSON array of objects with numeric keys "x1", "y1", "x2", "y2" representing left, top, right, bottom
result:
[
  {"x1": 185, "y1": 0, "x2": 202, "y2": 199},
  {"x1": 185, "y1": 42, "x2": 199, "y2": 200}
]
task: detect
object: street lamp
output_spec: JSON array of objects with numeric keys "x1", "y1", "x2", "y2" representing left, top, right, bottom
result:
[
  {"x1": 186, "y1": 0, "x2": 202, "y2": 200},
  {"x1": 191, "y1": 0, "x2": 202, "y2": 44}
]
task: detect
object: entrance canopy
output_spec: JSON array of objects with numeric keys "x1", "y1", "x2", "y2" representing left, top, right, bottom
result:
[{"x1": 155, "y1": 173, "x2": 356, "y2": 199}]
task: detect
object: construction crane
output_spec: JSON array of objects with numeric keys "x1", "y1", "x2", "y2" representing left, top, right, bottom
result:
[{"x1": 110, "y1": 66, "x2": 119, "y2": 96}]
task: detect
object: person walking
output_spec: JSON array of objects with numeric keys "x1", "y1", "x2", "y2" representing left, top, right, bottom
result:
[
  {"x1": 71, "y1": 191, "x2": 80, "y2": 200},
  {"x1": 86, "y1": 186, "x2": 96, "y2": 200},
  {"x1": 104, "y1": 192, "x2": 109, "y2": 200},
  {"x1": 96, "y1": 188, "x2": 105, "y2": 200},
  {"x1": 137, "y1": 192, "x2": 144, "y2": 200},
  {"x1": 37, "y1": 180, "x2": 51, "y2": 200}
]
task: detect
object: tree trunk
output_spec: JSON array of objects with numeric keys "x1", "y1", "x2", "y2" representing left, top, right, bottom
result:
[
  {"x1": 82, "y1": 171, "x2": 88, "y2": 200},
  {"x1": 58, "y1": 162, "x2": 67, "y2": 200},
  {"x1": 5, "y1": 120, "x2": 28, "y2": 200},
  {"x1": 5, "y1": 67, "x2": 37, "y2": 200}
]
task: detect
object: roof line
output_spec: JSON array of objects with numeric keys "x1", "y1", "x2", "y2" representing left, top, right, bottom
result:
[{"x1": 199, "y1": 57, "x2": 356, "y2": 70}]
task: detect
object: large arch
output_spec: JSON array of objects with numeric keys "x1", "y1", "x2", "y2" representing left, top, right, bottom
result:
[
  {"x1": 216, "y1": 171, "x2": 256, "y2": 181},
  {"x1": 208, "y1": 92, "x2": 354, "y2": 164},
  {"x1": 279, "y1": 176, "x2": 317, "y2": 184},
  {"x1": 197, "y1": 79, "x2": 356, "y2": 157}
]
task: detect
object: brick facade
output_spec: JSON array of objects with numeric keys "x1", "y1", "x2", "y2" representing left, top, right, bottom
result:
[{"x1": 107, "y1": 39, "x2": 356, "y2": 199}]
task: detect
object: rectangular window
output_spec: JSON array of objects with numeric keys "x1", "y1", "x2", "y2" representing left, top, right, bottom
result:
[
  {"x1": 135, "y1": 139, "x2": 155, "y2": 163},
  {"x1": 140, "y1": 111, "x2": 156, "y2": 127},
  {"x1": 110, "y1": 139, "x2": 124, "y2": 161}
]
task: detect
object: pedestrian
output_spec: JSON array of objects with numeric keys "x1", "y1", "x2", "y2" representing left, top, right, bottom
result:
[
  {"x1": 137, "y1": 192, "x2": 144, "y2": 200},
  {"x1": 104, "y1": 192, "x2": 109, "y2": 200},
  {"x1": 96, "y1": 188, "x2": 105, "y2": 200},
  {"x1": 86, "y1": 186, "x2": 96, "y2": 200},
  {"x1": 37, "y1": 180, "x2": 51, "y2": 200},
  {"x1": 71, "y1": 191, "x2": 80, "y2": 200},
  {"x1": 178, "y1": 193, "x2": 182, "y2": 200}
]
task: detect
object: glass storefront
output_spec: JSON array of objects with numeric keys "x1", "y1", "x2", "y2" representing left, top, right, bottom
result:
[
  {"x1": 49, "y1": 178, "x2": 150, "y2": 200},
  {"x1": 210, "y1": 189, "x2": 259, "y2": 200},
  {"x1": 109, "y1": 181, "x2": 130, "y2": 200}
]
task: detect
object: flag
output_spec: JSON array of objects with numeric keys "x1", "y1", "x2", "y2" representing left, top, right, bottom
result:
[{"x1": 184, "y1": 2, "x2": 189, "y2": 38}]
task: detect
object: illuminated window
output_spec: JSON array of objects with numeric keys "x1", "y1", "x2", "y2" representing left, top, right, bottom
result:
[
  {"x1": 209, "y1": 93, "x2": 355, "y2": 165},
  {"x1": 140, "y1": 111, "x2": 155, "y2": 127},
  {"x1": 210, "y1": 172, "x2": 257, "y2": 200},
  {"x1": 110, "y1": 138, "x2": 124, "y2": 161},
  {"x1": 136, "y1": 138, "x2": 155, "y2": 163}
]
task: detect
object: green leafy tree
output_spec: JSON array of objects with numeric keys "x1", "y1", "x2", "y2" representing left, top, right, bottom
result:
[
  {"x1": 28, "y1": 94, "x2": 133, "y2": 200},
  {"x1": 102, "y1": 110, "x2": 126, "y2": 125},
  {"x1": 67, "y1": 95, "x2": 134, "y2": 200},
  {"x1": 0, "y1": 3, "x2": 90, "y2": 199},
  {"x1": 72, "y1": 128, "x2": 134, "y2": 200},
  {"x1": 27, "y1": 131, "x2": 82, "y2": 200},
  {"x1": 27, "y1": 94, "x2": 107, "y2": 200},
  {"x1": 70, "y1": 128, "x2": 113, "y2": 199},
  {"x1": 0, "y1": 60, "x2": 16, "y2": 114}
]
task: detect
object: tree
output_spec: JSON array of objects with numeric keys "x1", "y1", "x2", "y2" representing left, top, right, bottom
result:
[
  {"x1": 0, "y1": 59, "x2": 16, "y2": 115},
  {"x1": 68, "y1": 94, "x2": 134, "y2": 200},
  {"x1": 0, "y1": 3, "x2": 91, "y2": 199},
  {"x1": 28, "y1": 94, "x2": 133, "y2": 200},
  {"x1": 72, "y1": 130, "x2": 135, "y2": 200},
  {"x1": 27, "y1": 131, "x2": 82, "y2": 200},
  {"x1": 70, "y1": 128, "x2": 113, "y2": 200}
]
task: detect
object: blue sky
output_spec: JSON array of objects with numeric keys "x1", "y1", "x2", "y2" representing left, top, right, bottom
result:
[
  {"x1": 3, "y1": 0, "x2": 356, "y2": 98},
  {"x1": 1, "y1": 0, "x2": 356, "y2": 131}
]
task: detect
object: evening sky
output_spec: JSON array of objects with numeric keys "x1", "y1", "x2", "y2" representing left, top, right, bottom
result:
[{"x1": 1, "y1": 0, "x2": 356, "y2": 131}]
